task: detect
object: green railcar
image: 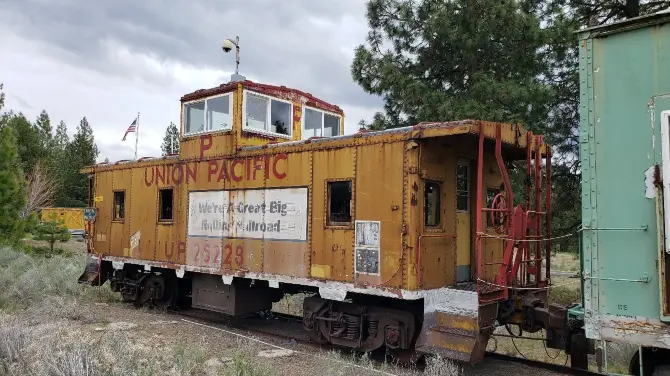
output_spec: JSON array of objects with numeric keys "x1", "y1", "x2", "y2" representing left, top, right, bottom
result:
[{"x1": 578, "y1": 10, "x2": 670, "y2": 375}]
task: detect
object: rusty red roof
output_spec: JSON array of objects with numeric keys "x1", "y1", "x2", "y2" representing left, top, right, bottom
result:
[{"x1": 180, "y1": 80, "x2": 343, "y2": 115}]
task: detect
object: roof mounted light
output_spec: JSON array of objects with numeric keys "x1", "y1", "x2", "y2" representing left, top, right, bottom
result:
[{"x1": 222, "y1": 36, "x2": 241, "y2": 76}]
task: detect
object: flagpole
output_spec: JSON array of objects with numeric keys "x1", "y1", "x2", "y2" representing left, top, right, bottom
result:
[{"x1": 134, "y1": 112, "x2": 140, "y2": 160}]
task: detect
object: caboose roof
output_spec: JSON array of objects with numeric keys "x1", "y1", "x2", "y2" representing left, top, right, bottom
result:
[
  {"x1": 243, "y1": 119, "x2": 548, "y2": 157},
  {"x1": 81, "y1": 119, "x2": 547, "y2": 173},
  {"x1": 180, "y1": 79, "x2": 343, "y2": 115}
]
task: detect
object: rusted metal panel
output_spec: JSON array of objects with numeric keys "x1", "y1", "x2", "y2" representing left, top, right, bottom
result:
[
  {"x1": 354, "y1": 142, "x2": 405, "y2": 288},
  {"x1": 129, "y1": 167, "x2": 158, "y2": 261},
  {"x1": 418, "y1": 138, "x2": 457, "y2": 289},
  {"x1": 110, "y1": 168, "x2": 132, "y2": 258},
  {"x1": 180, "y1": 133, "x2": 236, "y2": 160},
  {"x1": 415, "y1": 287, "x2": 490, "y2": 362},
  {"x1": 311, "y1": 148, "x2": 355, "y2": 282},
  {"x1": 263, "y1": 240, "x2": 309, "y2": 277},
  {"x1": 93, "y1": 170, "x2": 112, "y2": 255}
]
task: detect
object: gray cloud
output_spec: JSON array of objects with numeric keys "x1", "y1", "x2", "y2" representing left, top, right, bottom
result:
[
  {"x1": 8, "y1": 94, "x2": 33, "y2": 110},
  {"x1": 1, "y1": 0, "x2": 381, "y2": 110}
]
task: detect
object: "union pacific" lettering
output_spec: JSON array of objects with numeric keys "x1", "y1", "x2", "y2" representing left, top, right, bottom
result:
[{"x1": 143, "y1": 153, "x2": 288, "y2": 186}]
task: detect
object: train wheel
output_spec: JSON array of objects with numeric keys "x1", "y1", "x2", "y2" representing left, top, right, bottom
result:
[
  {"x1": 138, "y1": 273, "x2": 176, "y2": 309},
  {"x1": 303, "y1": 313, "x2": 329, "y2": 345}
]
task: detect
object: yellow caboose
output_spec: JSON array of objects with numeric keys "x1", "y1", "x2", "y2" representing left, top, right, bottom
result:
[{"x1": 79, "y1": 73, "x2": 561, "y2": 363}]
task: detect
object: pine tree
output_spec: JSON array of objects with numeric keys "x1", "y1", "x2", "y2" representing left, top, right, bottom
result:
[
  {"x1": 5, "y1": 112, "x2": 46, "y2": 176},
  {"x1": 35, "y1": 110, "x2": 53, "y2": 151},
  {"x1": 34, "y1": 213, "x2": 71, "y2": 254},
  {"x1": 161, "y1": 122, "x2": 180, "y2": 156},
  {"x1": 0, "y1": 126, "x2": 27, "y2": 242},
  {"x1": 58, "y1": 117, "x2": 99, "y2": 207},
  {"x1": 50, "y1": 120, "x2": 70, "y2": 207},
  {"x1": 0, "y1": 83, "x2": 4, "y2": 114},
  {"x1": 54, "y1": 121, "x2": 69, "y2": 151},
  {"x1": 351, "y1": 0, "x2": 551, "y2": 132}
]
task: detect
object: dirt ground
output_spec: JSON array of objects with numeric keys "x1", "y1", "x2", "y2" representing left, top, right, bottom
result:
[{"x1": 0, "y1": 241, "x2": 624, "y2": 376}]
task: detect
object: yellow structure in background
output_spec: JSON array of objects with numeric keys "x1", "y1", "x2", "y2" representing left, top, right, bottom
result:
[{"x1": 40, "y1": 207, "x2": 85, "y2": 237}]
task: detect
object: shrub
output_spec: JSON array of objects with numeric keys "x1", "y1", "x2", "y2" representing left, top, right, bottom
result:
[{"x1": 33, "y1": 213, "x2": 71, "y2": 256}]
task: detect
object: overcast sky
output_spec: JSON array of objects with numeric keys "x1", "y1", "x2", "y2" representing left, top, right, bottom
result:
[{"x1": 0, "y1": 0, "x2": 383, "y2": 162}]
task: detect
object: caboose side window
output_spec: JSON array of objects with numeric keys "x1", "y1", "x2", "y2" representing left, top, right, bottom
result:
[
  {"x1": 456, "y1": 160, "x2": 470, "y2": 212},
  {"x1": 327, "y1": 181, "x2": 352, "y2": 225},
  {"x1": 113, "y1": 191, "x2": 125, "y2": 220},
  {"x1": 183, "y1": 92, "x2": 233, "y2": 136},
  {"x1": 424, "y1": 181, "x2": 441, "y2": 226},
  {"x1": 303, "y1": 107, "x2": 341, "y2": 139},
  {"x1": 159, "y1": 188, "x2": 173, "y2": 222},
  {"x1": 243, "y1": 91, "x2": 292, "y2": 138}
]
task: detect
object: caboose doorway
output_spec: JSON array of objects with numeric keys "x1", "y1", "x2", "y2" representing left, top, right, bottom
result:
[{"x1": 456, "y1": 159, "x2": 472, "y2": 282}]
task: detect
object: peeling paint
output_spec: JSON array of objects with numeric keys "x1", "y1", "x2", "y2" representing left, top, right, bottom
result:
[
  {"x1": 597, "y1": 314, "x2": 670, "y2": 349},
  {"x1": 645, "y1": 166, "x2": 657, "y2": 198},
  {"x1": 319, "y1": 287, "x2": 347, "y2": 301}
]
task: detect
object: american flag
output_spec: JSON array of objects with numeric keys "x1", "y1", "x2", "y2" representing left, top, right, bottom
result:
[{"x1": 122, "y1": 118, "x2": 137, "y2": 141}]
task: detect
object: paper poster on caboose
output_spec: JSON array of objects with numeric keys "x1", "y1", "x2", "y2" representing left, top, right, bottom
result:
[{"x1": 186, "y1": 187, "x2": 308, "y2": 242}]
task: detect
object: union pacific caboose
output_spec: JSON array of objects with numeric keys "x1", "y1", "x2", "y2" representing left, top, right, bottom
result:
[{"x1": 79, "y1": 69, "x2": 586, "y2": 365}]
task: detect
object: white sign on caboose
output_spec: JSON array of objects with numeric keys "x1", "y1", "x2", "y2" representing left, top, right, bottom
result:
[{"x1": 187, "y1": 187, "x2": 308, "y2": 242}]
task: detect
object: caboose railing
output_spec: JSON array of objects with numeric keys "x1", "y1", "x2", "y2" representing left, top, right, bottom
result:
[{"x1": 475, "y1": 124, "x2": 552, "y2": 302}]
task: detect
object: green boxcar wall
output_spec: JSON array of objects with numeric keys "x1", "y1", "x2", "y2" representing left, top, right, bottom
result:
[{"x1": 580, "y1": 15, "x2": 670, "y2": 340}]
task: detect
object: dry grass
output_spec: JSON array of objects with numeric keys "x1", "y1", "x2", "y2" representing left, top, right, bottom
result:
[
  {"x1": 0, "y1": 314, "x2": 282, "y2": 376},
  {"x1": 548, "y1": 276, "x2": 582, "y2": 306},
  {"x1": 272, "y1": 293, "x2": 311, "y2": 317},
  {"x1": 551, "y1": 252, "x2": 579, "y2": 272},
  {"x1": 0, "y1": 244, "x2": 120, "y2": 313},
  {"x1": 316, "y1": 349, "x2": 462, "y2": 376}
]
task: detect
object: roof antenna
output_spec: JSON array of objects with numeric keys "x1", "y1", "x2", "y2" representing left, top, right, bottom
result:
[{"x1": 222, "y1": 36, "x2": 246, "y2": 82}]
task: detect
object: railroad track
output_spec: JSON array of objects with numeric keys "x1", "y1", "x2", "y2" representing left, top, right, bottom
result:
[{"x1": 162, "y1": 306, "x2": 602, "y2": 376}]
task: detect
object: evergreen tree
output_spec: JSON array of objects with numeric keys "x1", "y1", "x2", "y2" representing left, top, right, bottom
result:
[
  {"x1": 5, "y1": 112, "x2": 46, "y2": 176},
  {"x1": 539, "y1": 0, "x2": 670, "y2": 26},
  {"x1": 0, "y1": 83, "x2": 5, "y2": 130},
  {"x1": 50, "y1": 120, "x2": 70, "y2": 207},
  {"x1": 0, "y1": 83, "x2": 4, "y2": 115},
  {"x1": 35, "y1": 110, "x2": 53, "y2": 151},
  {"x1": 54, "y1": 120, "x2": 69, "y2": 151},
  {"x1": 34, "y1": 213, "x2": 71, "y2": 254},
  {"x1": 161, "y1": 122, "x2": 180, "y2": 156},
  {"x1": 58, "y1": 117, "x2": 98, "y2": 207},
  {"x1": 0, "y1": 126, "x2": 27, "y2": 242},
  {"x1": 351, "y1": 0, "x2": 551, "y2": 132}
]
